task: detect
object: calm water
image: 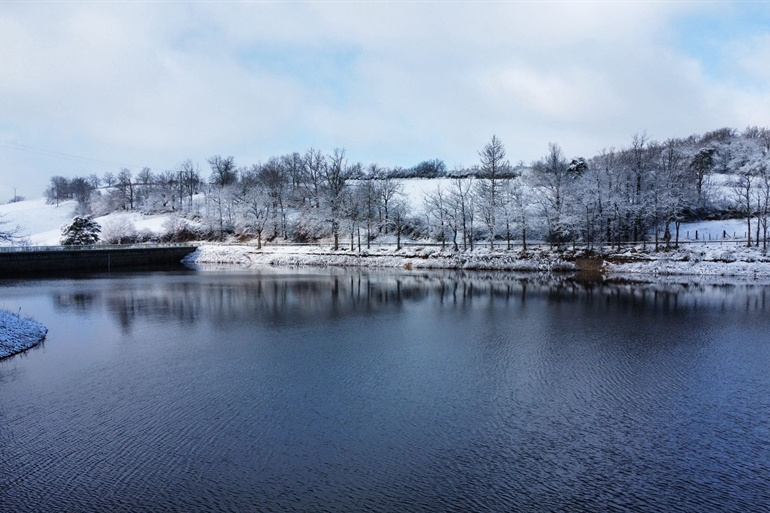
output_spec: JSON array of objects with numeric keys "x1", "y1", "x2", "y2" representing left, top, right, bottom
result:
[{"x1": 1, "y1": 269, "x2": 769, "y2": 512}]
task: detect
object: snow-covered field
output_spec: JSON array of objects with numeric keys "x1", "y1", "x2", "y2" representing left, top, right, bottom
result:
[
  {"x1": 677, "y1": 218, "x2": 751, "y2": 241},
  {"x1": 604, "y1": 245, "x2": 770, "y2": 280},
  {"x1": 0, "y1": 198, "x2": 174, "y2": 246},
  {"x1": 0, "y1": 198, "x2": 79, "y2": 245},
  {"x1": 0, "y1": 310, "x2": 47, "y2": 359}
]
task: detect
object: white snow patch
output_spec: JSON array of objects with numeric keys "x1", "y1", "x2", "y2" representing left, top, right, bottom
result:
[
  {"x1": 0, "y1": 310, "x2": 47, "y2": 359},
  {"x1": 604, "y1": 245, "x2": 770, "y2": 278},
  {"x1": 0, "y1": 197, "x2": 176, "y2": 246},
  {"x1": 676, "y1": 219, "x2": 752, "y2": 241},
  {"x1": 0, "y1": 198, "x2": 78, "y2": 245},
  {"x1": 184, "y1": 244, "x2": 579, "y2": 272},
  {"x1": 185, "y1": 243, "x2": 770, "y2": 280}
]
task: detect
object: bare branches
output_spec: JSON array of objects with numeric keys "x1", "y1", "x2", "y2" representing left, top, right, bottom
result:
[{"x1": 0, "y1": 214, "x2": 22, "y2": 244}]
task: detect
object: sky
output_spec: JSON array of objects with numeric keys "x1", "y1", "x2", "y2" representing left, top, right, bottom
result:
[{"x1": 1, "y1": 0, "x2": 770, "y2": 200}]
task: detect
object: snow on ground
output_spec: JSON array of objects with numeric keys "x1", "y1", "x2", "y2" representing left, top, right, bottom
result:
[
  {"x1": 95, "y1": 211, "x2": 174, "y2": 236},
  {"x1": 400, "y1": 178, "x2": 452, "y2": 209},
  {"x1": 0, "y1": 310, "x2": 47, "y2": 359},
  {"x1": 0, "y1": 197, "x2": 174, "y2": 246},
  {"x1": 186, "y1": 242, "x2": 770, "y2": 281},
  {"x1": 0, "y1": 198, "x2": 78, "y2": 245},
  {"x1": 677, "y1": 218, "x2": 752, "y2": 241},
  {"x1": 605, "y1": 244, "x2": 770, "y2": 279},
  {"x1": 184, "y1": 244, "x2": 579, "y2": 272},
  {"x1": 5, "y1": 195, "x2": 770, "y2": 280}
]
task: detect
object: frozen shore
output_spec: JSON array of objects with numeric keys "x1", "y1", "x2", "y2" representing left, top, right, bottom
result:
[
  {"x1": 183, "y1": 244, "x2": 579, "y2": 272},
  {"x1": 0, "y1": 310, "x2": 48, "y2": 359},
  {"x1": 183, "y1": 243, "x2": 770, "y2": 280}
]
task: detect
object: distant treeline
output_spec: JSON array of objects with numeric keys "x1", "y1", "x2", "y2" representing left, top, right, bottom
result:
[{"x1": 42, "y1": 126, "x2": 770, "y2": 250}]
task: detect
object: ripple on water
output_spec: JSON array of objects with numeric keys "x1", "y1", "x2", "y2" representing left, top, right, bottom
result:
[{"x1": 1, "y1": 272, "x2": 770, "y2": 512}]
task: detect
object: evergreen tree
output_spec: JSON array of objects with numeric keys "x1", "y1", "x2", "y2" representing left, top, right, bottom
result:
[{"x1": 60, "y1": 216, "x2": 101, "y2": 245}]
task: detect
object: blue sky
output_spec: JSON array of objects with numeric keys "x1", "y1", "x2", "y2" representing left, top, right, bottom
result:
[
  {"x1": 676, "y1": 2, "x2": 770, "y2": 86},
  {"x1": 1, "y1": 1, "x2": 769, "y2": 199}
]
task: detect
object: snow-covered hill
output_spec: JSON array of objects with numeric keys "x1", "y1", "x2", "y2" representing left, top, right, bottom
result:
[
  {"x1": 0, "y1": 198, "x2": 174, "y2": 246},
  {"x1": 0, "y1": 189, "x2": 759, "y2": 248}
]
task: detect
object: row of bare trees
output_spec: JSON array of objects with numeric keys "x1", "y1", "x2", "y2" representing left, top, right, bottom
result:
[
  {"x1": 422, "y1": 131, "x2": 768, "y2": 251},
  {"x1": 39, "y1": 125, "x2": 770, "y2": 250}
]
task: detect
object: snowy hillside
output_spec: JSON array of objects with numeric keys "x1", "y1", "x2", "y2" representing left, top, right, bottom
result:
[
  {"x1": 0, "y1": 189, "x2": 761, "y2": 248},
  {"x1": 0, "y1": 198, "x2": 175, "y2": 246}
]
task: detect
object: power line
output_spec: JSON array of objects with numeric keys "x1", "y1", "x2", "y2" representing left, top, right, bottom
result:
[{"x1": 0, "y1": 141, "x2": 139, "y2": 169}]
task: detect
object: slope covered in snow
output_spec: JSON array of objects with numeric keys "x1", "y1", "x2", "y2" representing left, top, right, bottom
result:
[{"x1": 0, "y1": 197, "x2": 175, "y2": 246}]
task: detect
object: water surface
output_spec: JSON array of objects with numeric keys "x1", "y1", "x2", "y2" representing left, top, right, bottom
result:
[{"x1": 1, "y1": 269, "x2": 769, "y2": 512}]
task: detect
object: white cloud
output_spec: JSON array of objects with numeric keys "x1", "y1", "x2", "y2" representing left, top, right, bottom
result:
[{"x1": 0, "y1": 1, "x2": 765, "y2": 199}]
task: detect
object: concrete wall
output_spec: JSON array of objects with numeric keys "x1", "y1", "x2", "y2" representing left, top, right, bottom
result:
[{"x1": 0, "y1": 246, "x2": 197, "y2": 275}]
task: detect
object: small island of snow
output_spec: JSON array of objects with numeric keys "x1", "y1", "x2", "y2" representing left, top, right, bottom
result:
[{"x1": 0, "y1": 310, "x2": 48, "y2": 359}]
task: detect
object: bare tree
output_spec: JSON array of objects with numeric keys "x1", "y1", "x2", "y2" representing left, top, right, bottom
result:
[
  {"x1": 177, "y1": 159, "x2": 201, "y2": 211},
  {"x1": 303, "y1": 148, "x2": 325, "y2": 209},
  {"x1": 245, "y1": 184, "x2": 271, "y2": 249},
  {"x1": 476, "y1": 135, "x2": 512, "y2": 249},
  {"x1": 756, "y1": 163, "x2": 770, "y2": 250},
  {"x1": 448, "y1": 176, "x2": 474, "y2": 251},
  {"x1": 102, "y1": 171, "x2": 116, "y2": 188},
  {"x1": 423, "y1": 185, "x2": 448, "y2": 249},
  {"x1": 0, "y1": 214, "x2": 22, "y2": 244},
  {"x1": 207, "y1": 155, "x2": 237, "y2": 187},
  {"x1": 117, "y1": 168, "x2": 135, "y2": 210},
  {"x1": 690, "y1": 147, "x2": 715, "y2": 208},
  {"x1": 259, "y1": 158, "x2": 289, "y2": 239},
  {"x1": 732, "y1": 168, "x2": 755, "y2": 247},
  {"x1": 532, "y1": 143, "x2": 570, "y2": 247},
  {"x1": 281, "y1": 152, "x2": 304, "y2": 195},
  {"x1": 45, "y1": 176, "x2": 70, "y2": 206},
  {"x1": 376, "y1": 176, "x2": 404, "y2": 234},
  {"x1": 323, "y1": 149, "x2": 353, "y2": 250},
  {"x1": 388, "y1": 198, "x2": 411, "y2": 251},
  {"x1": 356, "y1": 177, "x2": 379, "y2": 249}
]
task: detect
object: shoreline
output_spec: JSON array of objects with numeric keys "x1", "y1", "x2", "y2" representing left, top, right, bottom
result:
[
  {"x1": 183, "y1": 243, "x2": 770, "y2": 281},
  {"x1": 0, "y1": 310, "x2": 48, "y2": 360}
]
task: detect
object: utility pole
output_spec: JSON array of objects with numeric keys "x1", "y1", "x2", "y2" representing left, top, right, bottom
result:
[{"x1": 13, "y1": 187, "x2": 16, "y2": 203}]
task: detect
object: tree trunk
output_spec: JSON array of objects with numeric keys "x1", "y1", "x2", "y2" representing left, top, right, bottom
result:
[
  {"x1": 747, "y1": 215, "x2": 752, "y2": 248},
  {"x1": 675, "y1": 221, "x2": 681, "y2": 249}
]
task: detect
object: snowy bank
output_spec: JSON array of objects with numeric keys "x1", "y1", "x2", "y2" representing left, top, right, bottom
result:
[
  {"x1": 0, "y1": 310, "x2": 48, "y2": 359},
  {"x1": 184, "y1": 244, "x2": 579, "y2": 272},
  {"x1": 604, "y1": 245, "x2": 770, "y2": 279},
  {"x1": 184, "y1": 243, "x2": 770, "y2": 280}
]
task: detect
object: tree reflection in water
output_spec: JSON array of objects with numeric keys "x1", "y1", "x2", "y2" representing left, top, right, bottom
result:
[{"x1": 48, "y1": 269, "x2": 770, "y2": 333}]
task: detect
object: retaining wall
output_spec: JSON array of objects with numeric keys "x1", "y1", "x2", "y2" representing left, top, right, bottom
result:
[{"x1": 0, "y1": 245, "x2": 197, "y2": 275}]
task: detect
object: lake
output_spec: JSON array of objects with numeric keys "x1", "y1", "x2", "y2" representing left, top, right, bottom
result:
[{"x1": 1, "y1": 269, "x2": 769, "y2": 512}]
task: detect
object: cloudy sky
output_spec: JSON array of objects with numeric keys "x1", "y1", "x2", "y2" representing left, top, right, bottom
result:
[{"x1": 1, "y1": 1, "x2": 769, "y2": 199}]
